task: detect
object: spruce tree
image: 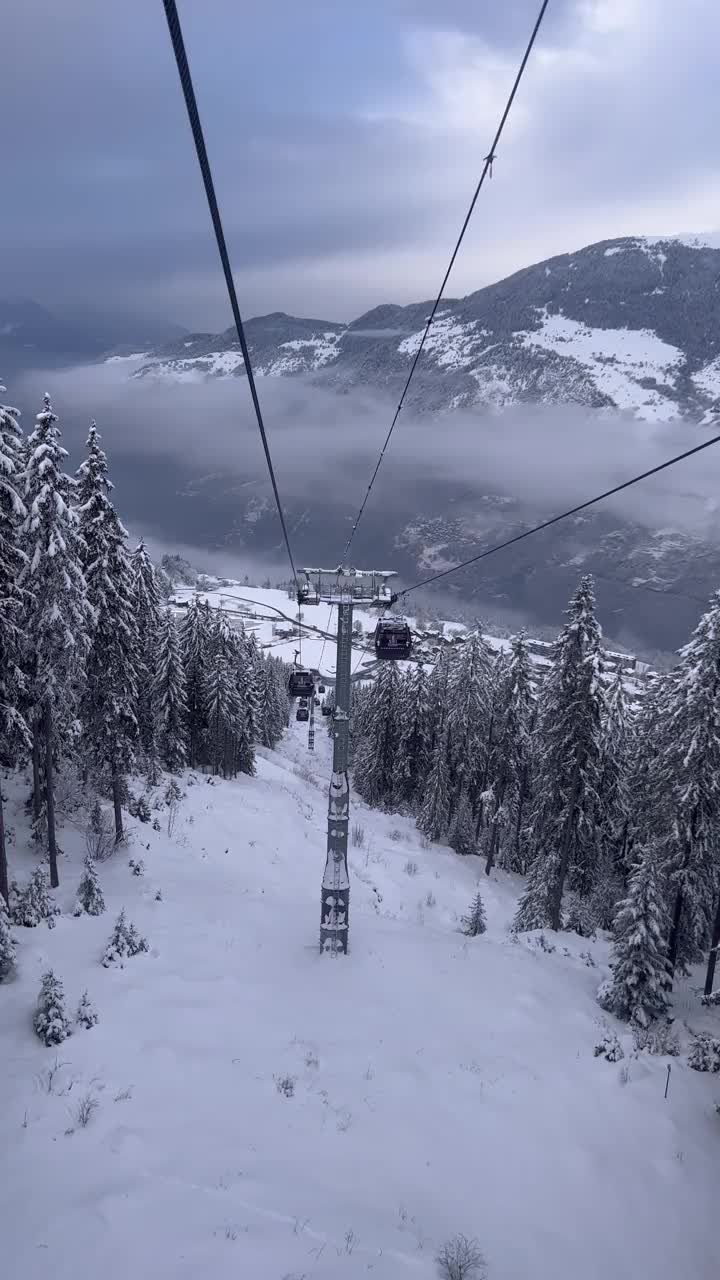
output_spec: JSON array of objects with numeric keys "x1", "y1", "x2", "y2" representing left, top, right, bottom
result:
[
  {"x1": 0, "y1": 902, "x2": 16, "y2": 980},
  {"x1": 76, "y1": 990, "x2": 99, "y2": 1029},
  {"x1": 205, "y1": 650, "x2": 244, "y2": 777},
  {"x1": 131, "y1": 540, "x2": 163, "y2": 772},
  {"x1": 0, "y1": 383, "x2": 30, "y2": 903},
  {"x1": 662, "y1": 592, "x2": 720, "y2": 981},
  {"x1": 461, "y1": 889, "x2": 487, "y2": 936},
  {"x1": 73, "y1": 857, "x2": 105, "y2": 916},
  {"x1": 446, "y1": 632, "x2": 494, "y2": 811},
  {"x1": 354, "y1": 661, "x2": 402, "y2": 808},
  {"x1": 417, "y1": 724, "x2": 451, "y2": 842},
  {"x1": 102, "y1": 908, "x2": 148, "y2": 966},
  {"x1": 34, "y1": 970, "x2": 70, "y2": 1045},
  {"x1": 19, "y1": 395, "x2": 92, "y2": 886},
  {"x1": 180, "y1": 596, "x2": 211, "y2": 766},
  {"x1": 12, "y1": 865, "x2": 58, "y2": 928},
  {"x1": 449, "y1": 788, "x2": 478, "y2": 856},
  {"x1": 392, "y1": 665, "x2": 431, "y2": 809},
  {"x1": 154, "y1": 609, "x2": 188, "y2": 772},
  {"x1": 76, "y1": 423, "x2": 139, "y2": 840},
  {"x1": 607, "y1": 843, "x2": 669, "y2": 1027},
  {"x1": 485, "y1": 632, "x2": 534, "y2": 874},
  {"x1": 513, "y1": 577, "x2": 604, "y2": 931}
]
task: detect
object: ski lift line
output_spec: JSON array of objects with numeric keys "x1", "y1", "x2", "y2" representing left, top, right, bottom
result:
[
  {"x1": 161, "y1": 0, "x2": 300, "y2": 594},
  {"x1": 397, "y1": 431, "x2": 720, "y2": 599},
  {"x1": 339, "y1": 0, "x2": 551, "y2": 565}
]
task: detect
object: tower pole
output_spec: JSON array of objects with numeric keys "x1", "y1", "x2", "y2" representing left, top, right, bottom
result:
[{"x1": 320, "y1": 596, "x2": 353, "y2": 954}]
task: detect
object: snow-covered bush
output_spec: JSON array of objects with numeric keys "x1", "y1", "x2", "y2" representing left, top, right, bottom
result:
[
  {"x1": 563, "y1": 891, "x2": 596, "y2": 938},
  {"x1": 461, "y1": 890, "x2": 487, "y2": 937},
  {"x1": 129, "y1": 794, "x2": 151, "y2": 824},
  {"x1": 0, "y1": 904, "x2": 17, "y2": 980},
  {"x1": 85, "y1": 800, "x2": 114, "y2": 862},
  {"x1": 128, "y1": 858, "x2": 145, "y2": 877},
  {"x1": 102, "y1": 909, "x2": 149, "y2": 967},
  {"x1": 11, "y1": 866, "x2": 58, "y2": 928},
  {"x1": 436, "y1": 1234, "x2": 486, "y2": 1280},
  {"x1": 275, "y1": 1073, "x2": 295, "y2": 1097},
  {"x1": 76, "y1": 989, "x2": 98, "y2": 1029},
  {"x1": 403, "y1": 859, "x2": 418, "y2": 877},
  {"x1": 688, "y1": 1032, "x2": 720, "y2": 1073},
  {"x1": 34, "y1": 970, "x2": 71, "y2": 1046},
  {"x1": 633, "y1": 1021, "x2": 681, "y2": 1057},
  {"x1": 73, "y1": 857, "x2": 105, "y2": 916},
  {"x1": 596, "y1": 977, "x2": 614, "y2": 1012},
  {"x1": 594, "y1": 1030, "x2": 624, "y2": 1062}
]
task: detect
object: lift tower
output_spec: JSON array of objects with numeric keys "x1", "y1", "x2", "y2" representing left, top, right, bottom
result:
[{"x1": 299, "y1": 568, "x2": 397, "y2": 954}]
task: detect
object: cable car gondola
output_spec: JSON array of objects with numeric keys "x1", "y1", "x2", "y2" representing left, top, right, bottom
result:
[
  {"x1": 289, "y1": 669, "x2": 315, "y2": 698},
  {"x1": 374, "y1": 618, "x2": 412, "y2": 661}
]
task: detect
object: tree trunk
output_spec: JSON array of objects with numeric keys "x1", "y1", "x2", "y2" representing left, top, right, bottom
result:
[
  {"x1": 44, "y1": 702, "x2": 59, "y2": 889},
  {"x1": 31, "y1": 730, "x2": 43, "y2": 835},
  {"x1": 703, "y1": 890, "x2": 720, "y2": 996},
  {"x1": 111, "y1": 768, "x2": 124, "y2": 844},
  {"x1": 548, "y1": 759, "x2": 582, "y2": 930},
  {"x1": 0, "y1": 785, "x2": 9, "y2": 907},
  {"x1": 513, "y1": 775, "x2": 528, "y2": 872},
  {"x1": 666, "y1": 885, "x2": 684, "y2": 988}
]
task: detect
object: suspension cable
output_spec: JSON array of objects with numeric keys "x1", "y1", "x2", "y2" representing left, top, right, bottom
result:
[
  {"x1": 339, "y1": 0, "x2": 551, "y2": 563},
  {"x1": 162, "y1": 0, "x2": 300, "y2": 593},
  {"x1": 396, "y1": 431, "x2": 720, "y2": 598}
]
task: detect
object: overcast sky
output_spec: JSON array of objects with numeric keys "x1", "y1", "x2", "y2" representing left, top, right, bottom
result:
[{"x1": 4, "y1": 0, "x2": 720, "y2": 328}]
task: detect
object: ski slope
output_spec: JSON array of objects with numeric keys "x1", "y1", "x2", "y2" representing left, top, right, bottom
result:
[{"x1": 1, "y1": 719, "x2": 717, "y2": 1280}]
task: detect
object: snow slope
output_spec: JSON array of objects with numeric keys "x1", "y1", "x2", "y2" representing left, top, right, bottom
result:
[{"x1": 2, "y1": 721, "x2": 717, "y2": 1280}]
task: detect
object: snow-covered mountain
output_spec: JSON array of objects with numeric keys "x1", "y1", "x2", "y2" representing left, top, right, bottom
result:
[{"x1": 128, "y1": 235, "x2": 720, "y2": 422}]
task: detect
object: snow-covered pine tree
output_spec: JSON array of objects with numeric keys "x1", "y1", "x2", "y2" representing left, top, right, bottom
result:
[
  {"x1": 417, "y1": 723, "x2": 451, "y2": 842},
  {"x1": 0, "y1": 383, "x2": 30, "y2": 904},
  {"x1": 154, "y1": 609, "x2": 188, "y2": 772},
  {"x1": 180, "y1": 596, "x2": 212, "y2": 767},
  {"x1": 0, "y1": 901, "x2": 16, "y2": 980},
  {"x1": 392, "y1": 665, "x2": 431, "y2": 809},
  {"x1": 73, "y1": 856, "x2": 105, "y2": 916},
  {"x1": 258, "y1": 655, "x2": 290, "y2": 748},
  {"x1": 102, "y1": 908, "x2": 148, "y2": 967},
  {"x1": 661, "y1": 592, "x2": 720, "y2": 983},
  {"x1": 131, "y1": 540, "x2": 163, "y2": 775},
  {"x1": 205, "y1": 649, "x2": 244, "y2": 777},
  {"x1": 76, "y1": 423, "x2": 139, "y2": 840},
  {"x1": 353, "y1": 661, "x2": 402, "y2": 808},
  {"x1": 461, "y1": 888, "x2": 487, "y2": 936},
  {"x1": 448, "y1": 788, "x2": 478, "y2": 856},
  {"x1": 606, "y1": 842, "x2": 669, "y2": 1027},
  {"x1": 76, "y1": 989, "x2": 98, "y2": 1029},
  {"x1": 590, "y1": 667, "x2": 634, "y2": 926},
  {"x1": 446, "y1": 632, "x2": 494, "y2": 814},
  {"x1": 11, "y1": 864, "x2": 58, "y2": 928},
  {"x1": 33, "y1": 969, "x2": 70, "y2": 1045},
  {"x1": 485, "y1": 632, "x2": 534, "y2": 875},
  {"x1": 513, "y1": 577, "x2": 604, "y2": 931},
  {"x1": 19, "y1": 395, "x2": 93, "y2": 886}
]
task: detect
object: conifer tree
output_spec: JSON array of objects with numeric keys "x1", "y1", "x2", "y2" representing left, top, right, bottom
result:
[
  {"x1": 662, "y1": 592, "x2": 720, "y2": 981},
  {"x1": 0, "y1": 902, "x2": 16, "y2": 980},
  {"x1": 180, "y1": 597, "x2": 211, "y2": 766},
  {"x1": 485, "y1": 632, "x2": 534, "y2": 875},
  {"x1": 392, "y1": 665, "x2": 431, "y2": 808},
  {"x1": 590, "y1": 667, "x2": 634, "y2": 925},
  {"x1": 417, "y1": 724, "x2": 451, "y2": 842},
  {"x1": 154, "y1": 609, "x2": 188, "y2": 772},
  {"x1": 446, "y1": 632, "x2": 494, "y2": 811},
  {"x1": 19, "y1": 395, "x2": 92, "y2": 886},
  {"x1": 205, "y1": 650, "x2": 244, "y2": 777},
  {"x1": 0, "y1": 384, "x2": 30, "y2": 903},
  {"x1": 606, "y1": 843, "x2": 669, "y2": 1027},
  {"x1": 73, "y1": 857, "x2": 105, "y2": 916},
  {"x1": 76, "y1": 423, "x2": 139, "y2": 840},
  {"x1": 449, "y1": 788, "x2": 478, "y2": 856},
  {"x1": 131, "y1": 540, "x2": 163, "y2": 772},
  {"x1": 513, "y1": 577, "x2": 604, "y2": 931},
  {"x1": 33, "y1": 970, "x2": 70, "y2": 1045},
  {"x1": 11, "y1": 865, "x2": 58, "y2": 928},
  {"x1": 76, "y1": 989, "x2": 99, "y2": 1029},
  {"x1": 354, "y1": 661, "x2": 402, "y2": 808},
  {"x1": 461, "y1": 889, "x2": 487, "y2": 936}
]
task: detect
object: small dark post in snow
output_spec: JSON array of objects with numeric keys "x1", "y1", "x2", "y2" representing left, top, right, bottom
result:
[
  {"x1": 664, "y1": 1063, "x2": 671, "y2": 1099},
  {"x1": 299, "y1": 567, "x2": 398, "y2": 955}
]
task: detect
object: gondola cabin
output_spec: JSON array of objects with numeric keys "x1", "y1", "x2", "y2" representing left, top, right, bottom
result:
[
  {"x1": 374, "y1": 619, "x2": 412, "y2": 660},
  {"x1": 288, "y1": 669, "x2": 315, "y2": 698}
]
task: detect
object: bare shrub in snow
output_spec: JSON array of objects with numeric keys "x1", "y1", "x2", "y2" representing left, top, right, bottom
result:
[
  {"x1": 12, "y1": 866, "x2": 59, "y2": 928},
  {"x1": 594, "y1": 1030, "x2": 624, "y2": 1062},
  {"x1": 275, "y1": 1073, "x2": 296, "y2": 1097},
  {"x1": 633, "y1": 1021, "x2": 681, "y2": 1057},
  {"x1": 73, "y1": 857, "x2": 105, "y2": 916},
  {"x1": 128, "y1": 858, "x2": 145, "y2": 877},
  {"x1": 436, "y1": 1233, "x2": 487, "y2": 1280},
  {"x1": 351, "y1": 823, "x2": 365, "y2": 848},
  {"x1": 34, "y1": 970, "x2": 71, "y2": 1046},
  {"x1": 404, "y1": 859, "x2": 419, "y2": 877},
  {"x1": 461, "y1": 891, "x2": 486, "y2": 937},
  {"x1": 102, "y1": 909, "x2": 149, "y2": 967},
  {"x1": 0, "y1": 904, "x2": 17, "y2": 981},
  {"x1": 425, "y1": 890, "x2": 437, "y2": 908},
  {"x1": 688, "y1": 1032, "x2": 720, "y2": 1073},
  {"x1": 85, "y1": 800, "x2": 114, "y2": 863},
  {"x1": 74, "y1": 1092, "x2": 99, "y2": 1128},
  {"x1": 76, "y1": 990, "x2": 98, "y2": 1029},
  {"x1": 304, "y1": 1050, "x2": 319, "y2": 1070},
  {"x1": 389, "y1": 828, "x2": 403, "y2": 843}
]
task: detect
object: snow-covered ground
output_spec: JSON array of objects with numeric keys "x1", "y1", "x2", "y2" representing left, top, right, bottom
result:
[{"x1": 2, "y1": 717, "x2": 718, "y2": 1280}]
